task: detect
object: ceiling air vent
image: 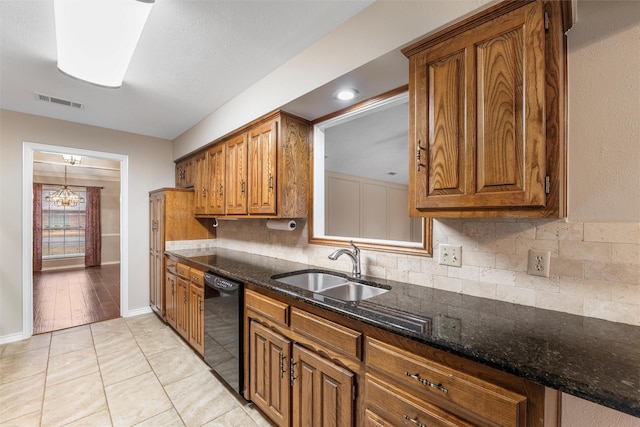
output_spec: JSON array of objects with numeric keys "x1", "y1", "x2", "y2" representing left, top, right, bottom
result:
[{"x1": 35, "y1": 93, "x2": 84, "y2": 109}]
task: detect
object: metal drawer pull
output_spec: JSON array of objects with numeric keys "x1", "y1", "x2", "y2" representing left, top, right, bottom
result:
[
  {"x1": 405, "y1": 372, "x2": 448, "y2": 394},
  {"x1": 403, "y1": 415, "x2": 427, "y2": 427}
]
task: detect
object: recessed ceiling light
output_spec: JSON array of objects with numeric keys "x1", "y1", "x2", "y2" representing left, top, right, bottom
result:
[{"x1": 334, "y1": 88, "x2": 359, "y2": 101}]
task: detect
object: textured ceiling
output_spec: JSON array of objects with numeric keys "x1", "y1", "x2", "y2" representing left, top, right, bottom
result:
[{"x1": 0, "y1": 0, "x2": 373, "y2": 140}]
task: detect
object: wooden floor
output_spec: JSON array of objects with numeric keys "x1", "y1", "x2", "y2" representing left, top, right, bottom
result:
[{"x1": 33, "y1": 264, "x2": 120, "y2": 335}]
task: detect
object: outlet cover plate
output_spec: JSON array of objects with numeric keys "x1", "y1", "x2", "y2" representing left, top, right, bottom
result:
[
  {"x1": 527, "y1": 249, "x2": 551, "y2": 277},
  {"x1": 438, "y1": 244, "x2": 462, "y2": 267}
]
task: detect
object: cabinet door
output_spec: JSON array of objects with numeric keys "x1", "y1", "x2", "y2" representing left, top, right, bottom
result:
[
  {"x1": 291, "y1": 343, "x2": 354, "y2": 427},
  {"x1": 248, "y1": 120, "x2": 278, "y2": 215},
  {"x1": 207, "y1": 144, "x2": 226, "y2": 215},
  {"x1": 189, "y1": 283, "x2": 204, "y2": 355},
  {"x1": 165, "y1": 272, "x2": 177, "y2": 329},
  {"x1": 149, "y1": 194, "x2": 163, "y2": 315},
  {"x1": 250, "y1": 320, "x2": 291, "y2": 427},
  {"x1": 175, "y1": 158, "x2": 194, "y2": 188},
  {"x1": 175, "y1": 277, "x2": 190, "y2": 340},
  {"x1": 226, "y1": 133, "x2": 248, "y2": 215},
  {"x1": 193, "y1": 151, "x2": 208, "y2": 215},
  {"x1": 410, "y1": 1, "x2": 546, "y2": 212}
]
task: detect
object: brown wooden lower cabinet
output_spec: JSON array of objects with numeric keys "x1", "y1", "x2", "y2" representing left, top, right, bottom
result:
[
  {"x1": 165, "y1": 271, "x2": 177, "y2": 329},
  {"x1": 169, "y1": 260, "x2": 205, "y2": 355},
  {"x1": 292, "y1": 344, "x2": 354, "y2": 427},
  {"x1": 188, "y1": 282, "x2": 204, "y2": 355},
  {"x1": 175, "y1": 276, "x2": 189, "y2": 340},
  {"x1": 244, "y1": 287, "x2": 557, "y2": 427},
  {"x1": 249, "y1": 320, "x2": 291, "y2": 427}
]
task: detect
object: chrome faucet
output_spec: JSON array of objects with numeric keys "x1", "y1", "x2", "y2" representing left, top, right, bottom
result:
[{"x1": 328, "y1": 240, "x2": 361, "y2": 277}]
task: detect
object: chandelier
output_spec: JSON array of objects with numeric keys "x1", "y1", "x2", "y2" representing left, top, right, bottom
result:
[{"x1": 45, "y1": 166, "x2": 85, "y2": 207}]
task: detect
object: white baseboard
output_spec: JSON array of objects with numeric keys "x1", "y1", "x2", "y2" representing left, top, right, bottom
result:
[
  {"x1": 124, "y1": 306, "x2": 153, "y2": 318},
  {"x1": 0, "y1": 332, "x2": 28, "y2": 345}
]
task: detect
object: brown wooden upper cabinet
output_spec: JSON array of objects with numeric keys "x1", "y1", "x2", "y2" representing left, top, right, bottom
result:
[
  {"x1": 226, "y1": 132, "x2": 248, "y2": 215},
  {"x1": 175, "y1": 157, "x2": 195, "y2": 188},
  {"x1": 184, "y1": 110, "x2": 310, "y2": 219},
  {"x1": 403, "y1": 0, "x2": 566, "y2": 218}
]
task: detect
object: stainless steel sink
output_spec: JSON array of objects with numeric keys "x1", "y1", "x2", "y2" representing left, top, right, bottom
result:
[
  {"x1": 273, "y1": 271, "x2": 347, "y2": 292},
  {"x1": 272, "y1": 271, "x2": 389, "y2": 301},
  {"x1": 316, "y1": 282, "x2": 388, "y2": 301}
]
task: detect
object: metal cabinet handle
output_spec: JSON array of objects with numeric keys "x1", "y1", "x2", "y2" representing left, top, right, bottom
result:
[
  {"x1": 183, "y1": 290, "x2": 187, "y2": 303},
  {"x1": 403, "y1": 415, "x2": 427, "y2": 427},
  {"x1": 202, "y1": 186, "x2": 207, "y2": 198},
  {"x1": 290, "y1": 359, "x2": 297, "y2": 386},
  {"x1": 198, "y1": 297, "x2": 203, "y2": 313},
  {"x1": 416, "y1": 140, "x2": 426, "y2": 171},
  {"x1": 405, "y1": 372, "x2": 448, "y2": 394},
  {"x1": 279, "y1": 354, "x2": 287, "y2": 379},
  {"x1": 240, "y1": 180, "x2": 245, "y2": 195},
  {"x1": 268, "y1": 173, "x2": 273, "y2": 191},
  {"x1": 219, "y1": 184, "x2": 223, "y2": 196}
]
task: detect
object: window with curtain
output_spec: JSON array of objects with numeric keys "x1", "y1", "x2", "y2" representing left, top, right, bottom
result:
[{"x1": 42, "y1": 185, "x2": 86, "y2": 258}]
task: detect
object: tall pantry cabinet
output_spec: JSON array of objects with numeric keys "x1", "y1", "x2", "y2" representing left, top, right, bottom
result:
[{"x1": 149, "y1": 188, "x2": 213, "y2": 318}]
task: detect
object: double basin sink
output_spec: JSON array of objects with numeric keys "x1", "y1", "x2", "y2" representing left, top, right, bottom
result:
[{"x1": 271, "y1": 270, "x2": 389, "y2": 302}]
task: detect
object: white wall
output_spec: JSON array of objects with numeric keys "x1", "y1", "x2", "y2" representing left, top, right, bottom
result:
[
  {"x1": 0, "y1": 110, "x2": 175, "y2": 337},
  {"x1": 567, "y1": 0, "x2": 640, "y2": 222}
]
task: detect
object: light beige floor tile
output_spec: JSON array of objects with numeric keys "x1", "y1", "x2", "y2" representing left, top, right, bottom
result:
[
  {"x1": 0, "y1": 373, "x2": 45, "y2": 424},
  {"x1": 134, "y1": 328, "x2": 184, "y2": 357},
  {"x1": 0, "y1": 409, "x2": 42, "y2": 426},
  {"x1": 1, "y1": 333, "x2": 51, "y2": 357},
  {"x1": 125, "y1": 313, "x2": 167, "y2": 336},
  {"x1": 47, "y1": 347, "x2": 99, "y2": 387},
  {"x1": 146, "y1": 345, "x2": 210, "y2": 386},
  {"x1": 105, "y1": 371, "x2": 173, "y2": 427},
  {"x1": 241, "y1": 403, "x2": 275, "y2": 427},
  {"x1": 165, "y1": 371, "x2": 238, "y2": 427},
  {"x1": 202, "y1": 406, "x2": 260, "y2": 427},
  {"x1": 133, "y1": 408, "x2": 185, "y2": 427},
  {"x1": 91, "y1": 317, "x2": 129, "y2": 337},
  {"x1": 41, "y1": 371, "x2": 108, "y2": 427},
  {"x1": 0, "y1": 346, "x2": 49, "y2": 384},
  {"x1": 49, "y1": 327, "x2": 94, "y2": 357},
  {"x1": 93, "y1": 329, "x2": 137, "y2": 357},
  {"x1": 98, "y1": 346, "x2": 151, "y2": 387},
  {"x1": 53, "y1": 324, "x2": 90, "y2": 336},
  {"x1": 64, "y1": 409, "x2": 113, "y2": 426}
]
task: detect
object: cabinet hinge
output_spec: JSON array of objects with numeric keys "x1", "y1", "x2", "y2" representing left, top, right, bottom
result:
[
  {"x1": 544, "y1": 12, "x2": 550, "y2": 31},
  {"x1": 545, "y1": 176, "x2": 551, "y2": 194}
]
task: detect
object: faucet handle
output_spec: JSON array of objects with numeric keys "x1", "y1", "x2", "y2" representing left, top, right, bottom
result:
[{"x1": 349, "y1": 240, "x2": 360, "y2": 254}]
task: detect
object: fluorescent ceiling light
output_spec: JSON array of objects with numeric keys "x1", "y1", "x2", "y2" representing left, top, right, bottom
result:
[{"x1": 54, "y1": 0, "x2": 154, "y2": 88}]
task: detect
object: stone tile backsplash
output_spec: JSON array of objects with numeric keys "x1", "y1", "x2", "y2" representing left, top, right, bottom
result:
[{"x1": 210, "y1": 218, "x2": 640, "y2": 326}]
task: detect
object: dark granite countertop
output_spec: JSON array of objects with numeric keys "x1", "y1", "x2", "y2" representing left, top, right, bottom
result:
[{"x1": 167, "y1": 247, "x2": 640, "y2": 417}]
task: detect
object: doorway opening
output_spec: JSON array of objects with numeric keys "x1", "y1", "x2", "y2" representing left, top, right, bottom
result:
[
  {"x1": 22, "y1": 142, "x2": 129, "y2": 338},
  {"x1": 32, "y1": 150, "x2": 121, "y2": 334}
]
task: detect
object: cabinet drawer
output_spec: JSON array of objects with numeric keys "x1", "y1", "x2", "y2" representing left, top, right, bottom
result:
[
  {"x1": 176, "y1": 263, "x2": 190, "y2": 279},
  {"x1": 291, "y1": 307, "x2": 362, "y2": 360},
  {"x1": 245, "y1": 289, "x2": 289, "y2": 326},
  {"x1": 189, "y1": 268, "x2": 204, "y2": 287},
  {"x1": 365, "y1": 374, "x2": 473, "y2": 427},
  {"x1": 366, "y1": 338, "x2": 526, "y2": 427},
  {"x1": 166, "y1": 258, "x2": 178, "y2": 275}
]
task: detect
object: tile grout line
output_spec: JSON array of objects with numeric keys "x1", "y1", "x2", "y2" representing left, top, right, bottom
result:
[
  {"x1": 125, "y1": 317, "x2": 189, "y2": 427},
  {"x1": 90, "y1": 322, "x2": 117, "y2": 427},
  {"x1": 38, "y1": 332, "x2": 53, "y2": 427}
]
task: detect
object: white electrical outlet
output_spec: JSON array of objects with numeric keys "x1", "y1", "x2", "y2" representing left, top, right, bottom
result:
[
  {"x1": 438, "y1": 244, "x2": 462, "y2": 267},
  {"x1": 527, "y1": 249, "x2": 551, "y2": 277}
]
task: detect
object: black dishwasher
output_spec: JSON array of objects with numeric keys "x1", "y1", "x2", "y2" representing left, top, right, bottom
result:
[{"x1": 203, "y1": 272, "x2": 243, "y2": 396}]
